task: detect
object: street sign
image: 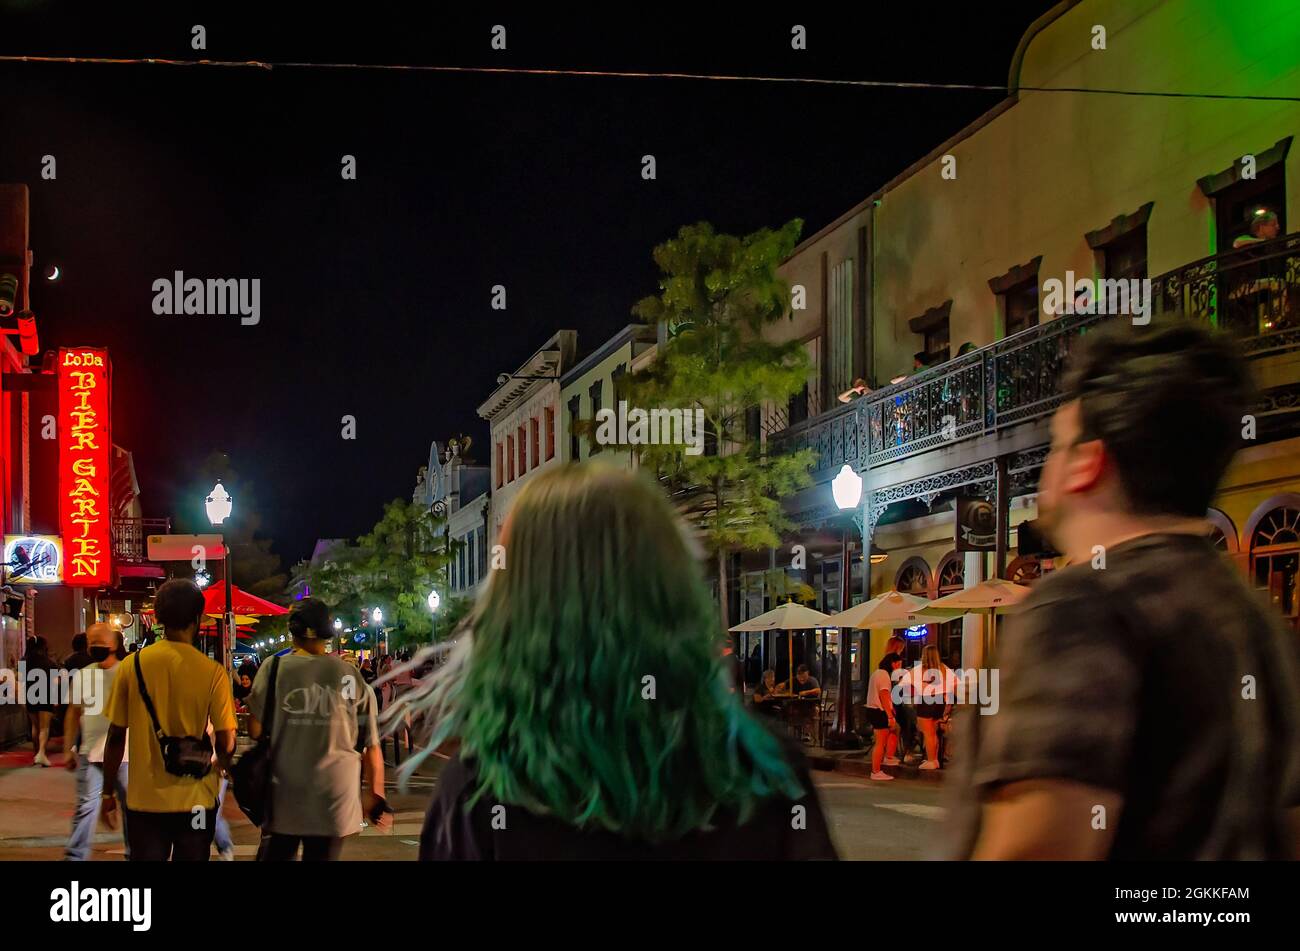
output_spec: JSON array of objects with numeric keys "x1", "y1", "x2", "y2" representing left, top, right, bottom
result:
[{"x1": 146, "y1": 533, "x2": 228, "y2": 562}]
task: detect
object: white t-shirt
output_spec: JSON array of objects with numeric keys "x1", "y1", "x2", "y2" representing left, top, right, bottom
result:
[
  {"x1": 913, "y1": 666, "x2": 959, "y2": 707},
  {"x1": 75, "y1": 663, "x2": 128, "y2": 763},
  {"x1": 866, "y1": 668, "x2": 893, "y2": 710}
]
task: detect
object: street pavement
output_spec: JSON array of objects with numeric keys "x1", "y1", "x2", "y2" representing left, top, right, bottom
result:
[{"x1": 0, "y1": 737, "x2": 945, "y2": 861}]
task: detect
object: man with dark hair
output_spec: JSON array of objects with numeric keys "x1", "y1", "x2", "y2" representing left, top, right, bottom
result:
[
  {"x1": 100, "y1": 579, "x2": 236, "y2": 861},
  {"x1": 943, "y1": 319, "x2": 1300, "y2": 859},
  {"x1": 64, "y1": 632, "x2": 92, "y2": 671}
]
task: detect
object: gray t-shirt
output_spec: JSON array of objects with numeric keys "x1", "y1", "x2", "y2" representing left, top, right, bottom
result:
[{"x1": 248, "y1": 653, "x2": 380, "y2": 838}]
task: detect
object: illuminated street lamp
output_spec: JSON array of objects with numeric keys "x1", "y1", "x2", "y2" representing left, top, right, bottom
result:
[
  {"x1": 427, "y1": 590, "x2": 441, "y2": 613},
  {"x1": 204, "y1": 483, "x2": 233, "y2": 525},
  {"x1": 827, "y1": 465, "x2": 864, "y2": 750}
]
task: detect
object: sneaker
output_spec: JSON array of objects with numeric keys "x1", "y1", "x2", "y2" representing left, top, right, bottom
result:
[
  {"x1": 882, "y1": 756, "x2": 902, "y2": 766},
  {"x1": 218, "y1": 847, "x2": 235, "y2": 862},
  {"x1": 870, "y1": 771, "x2": 895, "y2": 781},
  {"x1": 918, "y1": 759, "x2": 940, "y2": 770}
]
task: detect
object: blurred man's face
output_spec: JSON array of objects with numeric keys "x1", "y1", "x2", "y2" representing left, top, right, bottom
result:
[
  {"x1": 1259, "y1": 217, "x2": 1280, "y2": 239},
  {"x1": 797, "y1": 671, "x2": 809, "y2": 683},
  {"x1": 1037, "y1": 401, "x2": 1084, "y2": 544}
]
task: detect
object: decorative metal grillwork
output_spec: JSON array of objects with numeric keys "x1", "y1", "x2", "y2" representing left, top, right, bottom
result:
[
  {"x1": 111, "y1": 518, "x2": 172, "y2": 564},
  {"x1": 772, "y1": 232, "x2": 1300, "y2": 478}
]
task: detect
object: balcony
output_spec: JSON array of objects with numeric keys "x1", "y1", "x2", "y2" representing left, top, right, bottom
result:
[
  {"x1": 112, "y1": 518, "x2": 172, "y2": 564},
  {"x1": 771, "y1": 232, "x2": 1300, "y2": 480}
]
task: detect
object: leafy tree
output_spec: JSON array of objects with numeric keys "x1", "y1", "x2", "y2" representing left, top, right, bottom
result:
[
  {"x1": 297, "y1": 500, "x2": 455, "y2": 652},
  {"x1": 625, "y1": 220, "x2": 818, "y2": 634}
]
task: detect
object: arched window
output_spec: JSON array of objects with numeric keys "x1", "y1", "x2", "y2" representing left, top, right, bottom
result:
[
  {"x1": 1006, "y1": 555, "x2": 1042, "y2": 585},
  {"x1": 935, "y1": 553, "x2": 965, "y2": 597},
  {"x1": 894, "y1": 557, "x2": 932, "y2": 598},
  {"x1": 1205, "y1": 508, "x2": 1238, "y2": 553},
  {"x1": 1246, "y1": 497, "x2": 1300, "y2": 631}
]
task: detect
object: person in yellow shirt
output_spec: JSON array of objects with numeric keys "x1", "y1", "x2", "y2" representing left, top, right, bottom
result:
[{"x1": 100, "y1": 579, "x2": 237, "y2": 861}]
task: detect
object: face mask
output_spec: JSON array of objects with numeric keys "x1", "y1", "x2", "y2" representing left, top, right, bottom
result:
[{"x1": 89, "y1": 646, "x2": 112, "y2": 663}]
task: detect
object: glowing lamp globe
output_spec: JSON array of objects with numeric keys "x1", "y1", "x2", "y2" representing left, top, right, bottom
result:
[
  {"x1": 427, "y1": 590, "x2": 441, "y2": 613},
  {"x1": 205, "y1": 483, "x2": 233, "y2": 525},
  {"x1": 333, "y1": 618, "x2": 342, "y2": 630},
  {"x1": 831, "y1": 464, "x2": 863, "y2": 511},
  {"x1": 372, "y1": 607, "x2": 383, "y2": 625}
]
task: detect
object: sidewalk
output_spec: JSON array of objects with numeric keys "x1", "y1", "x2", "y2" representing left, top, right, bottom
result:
[
  {"x1": 806, "y1": 744, "x2": 950, "y2": 783},
  {"x1": 0, "y1": 736, "x2": 257, "y2": 859}
]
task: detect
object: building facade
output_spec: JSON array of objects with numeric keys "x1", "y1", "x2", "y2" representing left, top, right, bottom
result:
[
  {"x1": 754, "y1": 0, "x2": 1300, "y2": 677},
  {"x1": 559, "y1": 323, "x2": 656, "y2": 466},
  {"x1": 413, "y1": 438, "x2": 491, "y2": 598},
  {"x1": 477, "y1": 330, "x2": 578, "y2": 548}
]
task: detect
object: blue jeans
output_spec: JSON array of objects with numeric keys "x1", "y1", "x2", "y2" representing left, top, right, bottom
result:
[
  {"x1": 214, "y1": 777, "x2": 233, "y2": 853},
  {"x1": 65, "y1": 759, "x2": 130, "y2": 861}
]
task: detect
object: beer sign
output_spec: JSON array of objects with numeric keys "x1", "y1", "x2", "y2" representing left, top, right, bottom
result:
[{"x1": 58, "y1": 348, "x2": 112, "y2": 587}]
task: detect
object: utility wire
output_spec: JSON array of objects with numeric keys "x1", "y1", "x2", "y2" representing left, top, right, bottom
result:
[{"x1": 0, "y1": 55, "x2": 1297, "y2": 102}]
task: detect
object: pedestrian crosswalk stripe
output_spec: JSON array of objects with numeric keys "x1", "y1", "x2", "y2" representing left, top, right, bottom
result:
[{"x1": 873, "y1": 803, "x2": 944, "y2": 820}]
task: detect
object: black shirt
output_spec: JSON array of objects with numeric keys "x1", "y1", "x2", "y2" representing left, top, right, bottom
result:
[
  {"x1": 422, "y1": 740, "x2": 838, "y2": 861},
  {"x1": 942, "y1": 533, "x2": 1300, "y2": 860},
  {"x1": 63, "y1": 650, "x2": 93, "y2": 671}
]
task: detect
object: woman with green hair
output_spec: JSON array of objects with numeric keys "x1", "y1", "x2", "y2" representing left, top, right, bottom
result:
[{"x1": 389, "y1": 463, "x2": 836, "y2": 859}]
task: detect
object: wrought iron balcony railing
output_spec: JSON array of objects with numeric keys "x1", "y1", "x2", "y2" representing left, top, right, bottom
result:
[
  {"x1": 771, "y1": 232, "x2": 1300, "y2": 477},
  {"x1": 112, "y1": 518, "x2": 171, "y2": 564}
]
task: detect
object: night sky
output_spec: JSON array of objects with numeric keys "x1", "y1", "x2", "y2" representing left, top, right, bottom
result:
[{"x1": 0, "y1": 2, "x2": 1055, "y2": 566}]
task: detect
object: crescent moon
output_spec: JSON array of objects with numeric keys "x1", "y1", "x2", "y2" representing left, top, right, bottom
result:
[{"x1": 48, "y1": 266, "x2": 60, "y2": 280}]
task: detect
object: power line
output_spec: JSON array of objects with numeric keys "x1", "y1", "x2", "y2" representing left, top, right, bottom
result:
[{"x1": 0, "y1": 54, "x2": 1297, "y2": 102}]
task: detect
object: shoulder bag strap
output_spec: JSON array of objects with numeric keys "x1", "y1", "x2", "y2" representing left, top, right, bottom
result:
[
  {"x1": 131, "y1": 647, "x2": 166, "y2": 741},
  {"x1": 263, "y1": 655, "x2": 282, "y2": 740}
]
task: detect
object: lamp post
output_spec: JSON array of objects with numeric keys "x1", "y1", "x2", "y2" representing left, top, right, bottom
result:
[
  {"x1": 205, "y1": 482, "x2": 234, "y2": 673},
  {"x1": 827, "y1": 464, "x2": 863, "y2": 749},
  {"x1": 372, "y1": 607, "x2": 383, "y2": 662},
  {"x1": 428, "y1": 588, "x2": 441, "y2": 643}
]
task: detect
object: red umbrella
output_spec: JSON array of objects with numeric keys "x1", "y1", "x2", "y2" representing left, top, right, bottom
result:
[{"x1": 202, "y1": 585, "x2": 289, "y2": 617}]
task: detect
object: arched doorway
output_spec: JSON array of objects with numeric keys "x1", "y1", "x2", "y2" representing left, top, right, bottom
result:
[
  {"x1": 894, "y1": 556, "x2": 932, "y2": 664},
  {"x1": 1246, "y1": 499, "x2": 1300, "y2": 631},
  {"x1": 934, "y1": 552, "x2": 965, "y2": 668}
]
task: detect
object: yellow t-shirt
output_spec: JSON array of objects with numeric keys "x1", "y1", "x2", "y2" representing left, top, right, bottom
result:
[{"x1": 106, "y1": 640, "x2": 236, "y2": 813}]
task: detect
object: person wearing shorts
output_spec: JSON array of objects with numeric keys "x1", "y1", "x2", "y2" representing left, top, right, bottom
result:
[{"x1": 866, "y1": 653, "x2": 904, "y2": 781}]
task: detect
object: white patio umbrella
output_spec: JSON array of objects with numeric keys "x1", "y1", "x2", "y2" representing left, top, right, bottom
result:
[
  {"x1": 925, "y1": 577, "x2": 1032, "y2": 613},
  {"x1": 927, "y1": 578, "x2": 1033, "y2": 656},
  {"x1": 823, "y1": 590, "x2": 966, "y2": 630},
  {"x1": 730, "y1": 602, "x2": 832, "y2": 695},
  {"x1": 728, "y1": 602, "x2": 832, "y2": 632}
]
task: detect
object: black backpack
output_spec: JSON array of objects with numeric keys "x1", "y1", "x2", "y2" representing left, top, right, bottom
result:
[{"x1": 230, "y1": 655, "x2": 281, "y2": 826}]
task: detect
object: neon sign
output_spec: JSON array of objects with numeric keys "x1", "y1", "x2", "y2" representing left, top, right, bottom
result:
[
  {"x1": 903, "y1": 624, "x2": 929, "y2": 640},
  {"x1": 3, "y1": 535, "x2": 63, "y2": 584},
  {"x1": 58, "y1": 348, "x2": 112, "y2": 587}
]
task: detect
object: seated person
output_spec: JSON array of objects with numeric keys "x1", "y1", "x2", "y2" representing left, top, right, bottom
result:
[
  {"x1": 1232, "y1": 208, "x2": 1280, "y2": 249},
  {"x1": 752, "y1": 668, "x2": 778, "y2": 704},
  {"x1": 778, "y1": 664, "x2": 821, "y2": 700},
  {"x1": 837, "y1": 378, "x2": 871, "y2": 404},
  {"x1": 754, "y1": 670, "x2": 780, "y2": 711}
]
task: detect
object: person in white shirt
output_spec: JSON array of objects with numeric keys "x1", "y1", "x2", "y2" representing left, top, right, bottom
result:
[
  {"x1": 866, "y1": 652, "x2": 904, "y2": 781},
  {"x1": 63, "y1": 623, "x2": 129, "y2": 860}
]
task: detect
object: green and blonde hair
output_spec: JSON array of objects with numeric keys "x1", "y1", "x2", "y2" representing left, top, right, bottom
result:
[{"x1": 384, "y1": 463, "x2": 804, "y2": 841}]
